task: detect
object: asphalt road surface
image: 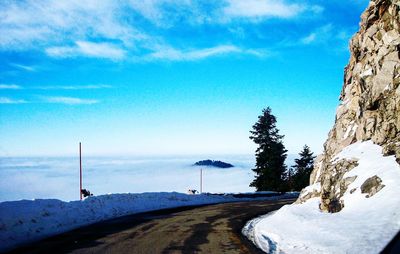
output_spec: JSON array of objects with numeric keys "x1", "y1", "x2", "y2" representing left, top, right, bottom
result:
[{"x1": 9, "y1": 199, "x2": 295, "y2": 254}]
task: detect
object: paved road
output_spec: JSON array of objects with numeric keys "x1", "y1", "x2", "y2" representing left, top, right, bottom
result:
[{"x1": 10, "y1": 199, "x2": 295, "y2": 254}]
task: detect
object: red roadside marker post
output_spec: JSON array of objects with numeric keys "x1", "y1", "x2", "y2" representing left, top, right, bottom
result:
[
  {"x1": 79, "y1": 142, "x2": 82, "y2": 200},
  {"x1": 200, "y1": 168, "x2": 203, "y2": 194}
]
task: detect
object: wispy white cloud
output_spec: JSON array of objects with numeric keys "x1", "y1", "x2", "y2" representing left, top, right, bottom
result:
[
  {"x1": 0, "y1": 84, "x2": 21, "y2": 89},
  {"x1": 129, "y1": 0, "x2": 323, "y2": 25},
  {"x1": 44, "y1": 96, "x2": 99, "y2": 105},
  {"x1": 0, "y1": 95, "x2": 101, "y2": 105},
  {"x1": 0, "y1": 97, "x2": 27, "y2": 104},
  {"x1": 35, "y1": 84, "x2": 112, "y2": 90},
  {"x1": 309, "y1": 5, "x2": 324, "y2": 14},
  {"x1": 148, "y1": 45, "x2": 268, "y2": 61},
  {"x1": 223, "y1": 0, "x2": 304, "y2": 19},
  {"x1": 221, "y1": 0, "x2": 324, "y2": 23},
  {"x1": 228, "y1": 27, "x2": 246, "y2": 39},
  {"x1": 301, "y1": 24, "x2": 333, "y2": 45},
  {"x1": 0, "y1": 0, "x2": 139, "y2": 51},
  {"x1": 46, "y1": 41, "x2": 126, "y2": 60},
  {"x1": 0, "y1": 84, "x2": 112, "y2": 90},
  {"x1": 0, "y1": 0, "x2": 323, "y2": 61},
  {"x1": 297, "y1": 23, "x2": 356, "y2": 51},
  {"x1": 9, "y1": 63, "x2": 36, "y2": 72},
  {"x1": 301, "y1": 33, "x2": 317, "y2": 44},
  {"x1": 300, "y1": 24, "x2": 352, "y2": 46},
  {"x1": 128, "y1": 0, "x2": 195, "y2": 28}
]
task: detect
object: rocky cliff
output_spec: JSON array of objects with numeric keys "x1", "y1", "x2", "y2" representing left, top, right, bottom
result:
[{"x1": 298, "y1": 0, "x2": 400, "y2": 213}]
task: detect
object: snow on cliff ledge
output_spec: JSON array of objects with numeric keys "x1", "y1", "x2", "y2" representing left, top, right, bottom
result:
[{"x1": 243, "y1": 141, "x2": 400, "y2": 254}]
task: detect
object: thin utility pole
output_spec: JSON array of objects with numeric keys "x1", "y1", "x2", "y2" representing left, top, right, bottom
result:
[
  {"x1": 79, "y1": 142, "x2": 82, "y2": 200},
  {"x1": 200, "y1": 168, "x2": 203, "y2": 194}
]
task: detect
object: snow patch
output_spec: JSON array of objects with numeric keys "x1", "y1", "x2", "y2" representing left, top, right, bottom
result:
[
  {"x1": 360, "y1": 68, "x2": 373, "y2": 78},
  {"x1": 343, "y1": 122, "x2": 358, "y2": 140},
  {"x1": 243, "y1": 141, "x2": 400, "y2": 253},
  {"x1": 299, "y1": 182, "x2": 321, "y2": 199}
]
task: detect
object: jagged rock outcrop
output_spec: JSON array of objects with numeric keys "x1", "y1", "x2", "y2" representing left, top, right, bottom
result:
[
  {"x1": 360, "y1": 175, "x2": 385, "y2": 197},
  {"x1": 299, "y1": 0, "x2": 400, "y2": 212}
]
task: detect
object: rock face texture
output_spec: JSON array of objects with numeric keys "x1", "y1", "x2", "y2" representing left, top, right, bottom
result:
[{"x1": 299, "y1": 0, "x2": 400, "y2": 212}]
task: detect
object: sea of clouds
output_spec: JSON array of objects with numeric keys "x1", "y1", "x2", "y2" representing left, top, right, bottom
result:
[
  {"x1": 0, "y1": 155, "x2": 260, "y2": 202},
  {"x1": 0, "y1": 155, "x2": 297, "y2": 202}
]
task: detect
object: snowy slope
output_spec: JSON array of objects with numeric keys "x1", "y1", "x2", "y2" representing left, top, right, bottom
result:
[
  {"x1": 243, "y1": 141, "x2": 400, "y2": 254},
  {"x1": 0, "y1": 191, "x2": 296, "y2": 252}
]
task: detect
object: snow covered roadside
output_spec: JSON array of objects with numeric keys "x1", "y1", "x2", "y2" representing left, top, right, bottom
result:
[
  {"x1": 243, "y1": 141, "x2": 400, "y2": 254},
  {"x1": 0, "y1": 191, "x2": 296, "y2": 252}
]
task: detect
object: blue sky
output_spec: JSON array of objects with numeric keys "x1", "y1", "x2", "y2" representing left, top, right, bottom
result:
[{"x1": 0, "y1": 0, "x2": 369, "y2": 156}]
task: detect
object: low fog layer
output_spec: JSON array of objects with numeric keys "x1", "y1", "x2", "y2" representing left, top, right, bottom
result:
[{"x1": 0, "y1": 156, "x2": 261, "y2": 202}]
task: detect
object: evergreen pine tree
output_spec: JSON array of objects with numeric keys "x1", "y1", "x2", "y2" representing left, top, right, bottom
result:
[
  {"x1": 249, "y1": 107, "x2": 288, "y2": 191},
  {"x1": 292, "y1": 145, "x2": 316, "y2": 190},
  {"x1": 286, "y1": 167, "x2": 295, "y2": 191}
]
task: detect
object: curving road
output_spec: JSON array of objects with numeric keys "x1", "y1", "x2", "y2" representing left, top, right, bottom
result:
[{"x1": 10, "y1": 199, "x2": 295, "y2": 254}]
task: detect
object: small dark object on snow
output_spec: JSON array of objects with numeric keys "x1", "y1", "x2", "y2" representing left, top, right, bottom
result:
[
  {"x1": 193, "y1": 160, "x2": 234, "y2": 168},
  {"x1": 81, "y1": 189, "x2": 93, "y2": 198},
  {"x1": 187, "y1": 189, "x2": 198, "y2": 194}
]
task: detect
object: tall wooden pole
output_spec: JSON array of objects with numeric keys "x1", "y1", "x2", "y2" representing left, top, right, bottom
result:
[
  {"x1": 200, "y1": 168, "x2": 203, "y2": 194},
  {"x1": 79, "y1": 142, "x2": 82, "y2": 200}
]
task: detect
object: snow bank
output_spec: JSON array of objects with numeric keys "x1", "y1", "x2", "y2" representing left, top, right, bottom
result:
[
  {"x1": 243, "y1": 141, "x2": 400, "y2": 253},
  {"x1": 0, "y1": 191, "x2": 296, "y2": 252}
]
